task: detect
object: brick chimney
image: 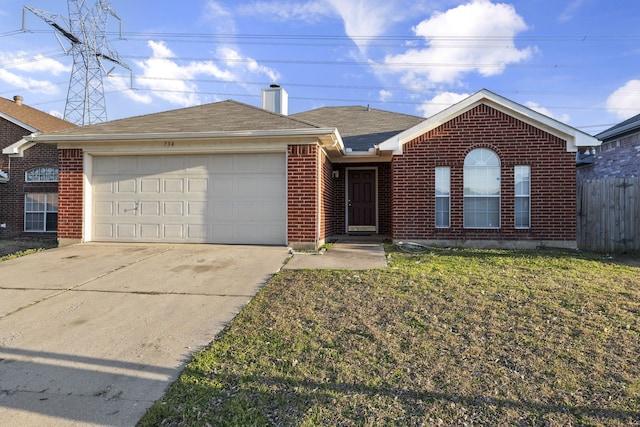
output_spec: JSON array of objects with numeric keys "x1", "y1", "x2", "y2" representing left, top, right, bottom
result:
[{"x1": 13, "y1": 95, "x2": 23, "y2": 106}]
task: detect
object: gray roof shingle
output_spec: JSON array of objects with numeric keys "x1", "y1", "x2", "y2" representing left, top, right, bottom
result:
[
  {"x1": 48, "y1": 100, "x2": 320, "y2": 136},
  {"x1": 291, "y1": 106, "x2": 425, "y2": 151}
]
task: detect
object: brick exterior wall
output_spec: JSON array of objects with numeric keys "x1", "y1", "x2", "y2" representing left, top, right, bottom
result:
[
  {"x1": 287, "y1": 144, "x2": 318, "y2": 247},
  {"x1": 577, "y1": 132, "x2": 640, "y2": 181},
  {"x1": 58, "y1": 149, "x2": 84, "y2": 241},
  {"x1": 319, "y1": 148, "x2": 337, "y2": 241},
  {"x1": 0, "y1": 117, "x2": 58, "y2": 240},
  {"x1": 391, "y1": 104, "x2": 576, "y2": 246}
]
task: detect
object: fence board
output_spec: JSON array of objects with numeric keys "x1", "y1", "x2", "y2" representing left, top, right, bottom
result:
[{"x1": 577, "y1": 177, "x2": 639, "y2": 253}]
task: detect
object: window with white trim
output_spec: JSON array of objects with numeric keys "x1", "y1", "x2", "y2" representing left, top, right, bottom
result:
[
  {"x1": 25, "y1": 166, "x2": 58, "y2": 182},
  {"x1": 24, "y1": 193, "x2": 58, "y2": 232},
  {"x1": 435, "y1": 166, "x2": 450, "y2": 228},
  {"x1": 464, "y1": 148, "x2": 501, "y2": 228},
  {"x1": 515, "y1": 165, "x2": 531, "y2": 228}
]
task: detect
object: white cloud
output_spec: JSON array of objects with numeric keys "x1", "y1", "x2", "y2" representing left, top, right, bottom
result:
[
  {"x1": 379, "y1": 89, "x2": 393, "y2": 102},
  {"x1": 203, "y1": 1, "x2": 237, "y2": 33},
  {"x1": 0, "y1": 68, "x2": 60, "y2": 95},
  {"x1": 417, "y1": 91, "x2": 469, "y2": 117},
  {"x1": 606, "y1": 80, "x2": 640, "y2": 119},
  {"x1": 237, "y1": 1, "x2": 334, "y2": 23},
  {"x1": 1, "y1": 52, "x2": 70, "y2": 76},
  {"x1": 525, "y1": 101, "x2": 570, "y2": 123},
  {"x1": 131, "y1": 40, "x2": 280, "y2": 107},
  {"x1": 384, "y1": 0, "x2": 534, "y2": 87},
  {"x1": 558, "y1": 0, "x2": 585, "y2": 23}
]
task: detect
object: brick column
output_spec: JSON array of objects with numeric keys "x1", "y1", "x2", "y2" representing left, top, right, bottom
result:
[
  {"x1": 287, "y1": 144, "x2": 318, "y2": 249},
  {"x1": 58, "y1": 149, "x2": 83, "y2": 245}
]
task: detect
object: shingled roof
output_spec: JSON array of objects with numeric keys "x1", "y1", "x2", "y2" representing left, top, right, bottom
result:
[
  {"x1": 0, "y1": 96, "x2": 75, "y2": 133},
  {"x1": 291, "y1": 106, "x2": 425, "y2": 151},
  {"x1": 596, "y1": 112, "x2": 640, "y2": 141},
  {"x1": 47, "y1": 100, "x2": 320, "y2": 136}
]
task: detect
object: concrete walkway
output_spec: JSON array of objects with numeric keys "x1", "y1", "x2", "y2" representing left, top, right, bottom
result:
[
  {"x1": 284, "y1": 239, "x2": 388, "y2": 270},
  {"x1": 0, "y1": 243, "x2": 288, "y2": 427}
]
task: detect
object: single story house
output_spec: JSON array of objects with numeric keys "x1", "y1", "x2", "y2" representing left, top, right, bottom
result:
[
  {"x1": 0, "y1": 95, "x2": 75, "y2": 239},
  {"x1": 22, "y1": 88, "x2": 601, "y2": 249}
]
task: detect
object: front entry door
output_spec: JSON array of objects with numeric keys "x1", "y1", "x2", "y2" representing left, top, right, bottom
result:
[{"x1": 348, "y1": 169, "x2": 376, "y2": 232}]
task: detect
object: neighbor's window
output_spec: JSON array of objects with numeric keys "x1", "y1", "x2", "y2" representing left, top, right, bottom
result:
[
  {"x1": 515, "y1": 165, "x2": 531, "y2": 228},
  {"x1": 464, "y1": 148, "x2": 501, "y2": 228},
  {"x1": 24, "y1": 193, "x2": 58, "y2": 232},
  {"x1": 25, "y1": 166, "x2": 58, "y2": 182},
  {"x1": 435, "y1": 166, "x2": 450, "y2": 228}
]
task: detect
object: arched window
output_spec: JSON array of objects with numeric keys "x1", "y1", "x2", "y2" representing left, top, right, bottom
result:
[
  {"x1": 25, "y1": 166, "x2": 58, "y2": 182},
  {"x1": 464, "y1": 148, "x2": 500, "y2": 228}
]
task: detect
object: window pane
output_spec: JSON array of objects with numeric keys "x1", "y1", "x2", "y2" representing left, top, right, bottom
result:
[
  {"x1": 435, "y1": 167, "x2": 450, "y2": 196},
  {"x1": 515, "y1": 197, "x2": 530, "y2": 228},
  {"x1": 25, "y1": 194, "x2": 45, "y2": 211},
  {"x1": 46, "y1": 193, "x2": 58, "y2": 212},
  {"x1": 464, "y1": 197, "x2": 500, "y2": 228},
  {"x1": 46, "y1": 212, "x2": 58, "y2": 232},
  {"x1": 436, "y1": 197, "x2": 450, "y2": 228},
  {"x1": 25, "y1": 212, "x2": 44, "y2": 231},
  {"x1": 25, "y1": 167, "x2": 59, "y2": 182},
  {"x1": 515, "y1": 166, "x2": 530, "y2": 196}
]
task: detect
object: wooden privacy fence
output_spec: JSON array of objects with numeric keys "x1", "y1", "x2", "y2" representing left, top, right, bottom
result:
[{"x1": 577, "y1": 177, "x2": 639, "y2": 253}]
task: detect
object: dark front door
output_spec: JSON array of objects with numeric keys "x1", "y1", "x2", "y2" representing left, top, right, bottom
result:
[{"x1": 348, "y1": 169, "x2": 376, "y2": 232}]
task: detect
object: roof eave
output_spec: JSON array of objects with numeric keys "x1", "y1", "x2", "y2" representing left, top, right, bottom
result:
[
  {"x1": 27, "y1": 128, "x2": 343, "y2": 144},
  {"x1": 2, "y1": 137, "x2": 37, "y2": 157}
]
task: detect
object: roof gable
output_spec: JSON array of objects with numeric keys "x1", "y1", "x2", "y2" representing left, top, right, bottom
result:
[
  {"x1": 50, "y1": 100, "x2": 320, "y2": 137},
  {"x1": 0, "y1": 96, "x2": 75, "y2": 133},
  {"x1": 291, "y1": 106, "x2": 424, "y2": 151},
  {"x1": 378, "y1": 89, "x2": 601, "y2": 153}
]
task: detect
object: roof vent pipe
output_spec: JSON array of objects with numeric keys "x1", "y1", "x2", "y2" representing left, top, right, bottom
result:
[
  {"x1": 13, "y1": 95, "x2": 23, "y2": 106},
  {"x1": 262, "y1": 85, "x2": 288, "y2": 115}
]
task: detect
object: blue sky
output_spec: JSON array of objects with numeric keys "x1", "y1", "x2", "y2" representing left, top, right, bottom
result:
[{"x1": 1, "y1": 0, "x2": 639, "y2": 135}]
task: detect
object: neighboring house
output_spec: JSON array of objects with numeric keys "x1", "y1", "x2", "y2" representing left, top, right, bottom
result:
[
  {"x1": 577, "y1": 113, "x2": 640, "y2": 180},
  {"x1": 26, "y1": 88, "x2": 600, "y2": 249},
  {"x1": 0, "y1": 96, "x2": 75, "y2": 239}
]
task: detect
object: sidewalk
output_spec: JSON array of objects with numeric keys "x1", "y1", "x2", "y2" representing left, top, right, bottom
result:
[{"x1": 284, "y1": 238, "x2": 388, "y2": 270}]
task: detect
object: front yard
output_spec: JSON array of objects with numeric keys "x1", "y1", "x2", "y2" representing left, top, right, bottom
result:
[{"x1": 140, "y1": 247, "x2": 640, "y2": 426}]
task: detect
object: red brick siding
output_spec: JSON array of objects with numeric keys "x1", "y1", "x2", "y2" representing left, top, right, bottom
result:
[
  {"x1": 287, "y1": 144, "x2": 318, "y2": 245},
  {"x1": 0, "y1": 117, "x2": 58, "y2": 239},
  {"x1": 319, "y1": 149, "x2": 336, "y2": 240},
  {"x1": 58, "y1": 149, "x2": 83, "y2": 240},
  {"x1": 391, "y1": 104, "x2": 576, "y2": 243}
]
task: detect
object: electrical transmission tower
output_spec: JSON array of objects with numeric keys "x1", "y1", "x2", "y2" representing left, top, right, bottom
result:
[{"x1": 23, "y1": 0, "x2": 131, "y2": 125}]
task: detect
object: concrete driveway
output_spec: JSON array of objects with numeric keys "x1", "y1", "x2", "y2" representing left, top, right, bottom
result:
[{"x1": 0, "y1": 243, "x2": 288, "y2": 426}]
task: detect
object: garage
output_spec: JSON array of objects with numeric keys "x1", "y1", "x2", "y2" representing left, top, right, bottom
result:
[{"x1": 90, "y1": 153, "x2": 286, "y2": 245}]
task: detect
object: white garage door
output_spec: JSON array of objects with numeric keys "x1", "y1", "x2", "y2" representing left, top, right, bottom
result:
[{"x1": 91, "y1": 153, "x2": 286, "y2": 245}]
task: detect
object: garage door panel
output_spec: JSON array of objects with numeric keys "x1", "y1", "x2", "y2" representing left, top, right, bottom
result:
[
  {"x1": 187, "y1": 178, "x2": 208, "y2": 193},
  {"x1": 164, "y1": 201, "x2": 184, "y2": 216},
  {"x1": 92, "y1": 154, "x2": 285, "y2": 244},
  {"x1": 140, "y1": 178, "x2": 160, "y2": 193},
  {"x1": 164, "y1": 178, "x2": 184, "y2": 193},
  {"x1": 140, "y1": 224, "x2": 160, "y2": 238},
  {"x1": 116, "y1": 224, "x2": 136, "y2": 238},
  {"x1": 94, "y1": 224, "x2": 114, "y2": 239},
  {"x1": 162, "y1": 224, "x2": 182, "y2": 239},
  {"x1": 118, "y1": 179, "x2": 136, "y2": 193}
]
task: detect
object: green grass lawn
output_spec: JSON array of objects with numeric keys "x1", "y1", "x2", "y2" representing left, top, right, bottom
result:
[{"x1": 139, "y1": 247, "x2": 640, "y2": 426}]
